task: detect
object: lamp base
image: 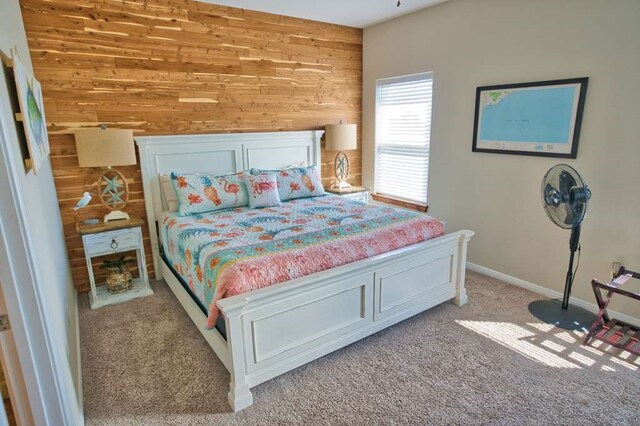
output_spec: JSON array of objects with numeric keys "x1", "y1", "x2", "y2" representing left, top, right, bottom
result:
[
  {"x1": 104, "y1": 210, "x2": 130, "y2": 223},
  {"x1": 332, "y1": 180, "x2": 352, "y2": 189},
  {"x1": 333, "y1": 151, "x2": 351, "y2": 189}
]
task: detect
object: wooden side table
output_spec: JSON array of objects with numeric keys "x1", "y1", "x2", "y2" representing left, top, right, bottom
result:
[
  {"x1": 77, "y1": 218, "x2": 153, "y2": 309},
  {"x1": 325, "y1": 186, "x2": 370, "y2": 203}
]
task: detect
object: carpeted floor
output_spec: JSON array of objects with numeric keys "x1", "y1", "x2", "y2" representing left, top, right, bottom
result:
[{"x1": 80, "y1": 271, "x2": 639, "y2": 425}]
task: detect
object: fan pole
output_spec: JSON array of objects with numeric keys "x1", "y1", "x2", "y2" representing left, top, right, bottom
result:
[{"x1": 562, "y1": 224, "x2": 581, "y2": 309}]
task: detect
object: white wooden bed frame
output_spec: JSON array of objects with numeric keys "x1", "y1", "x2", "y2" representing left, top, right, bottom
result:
[{"x1": 136, "y1": 131, "x2": 474, "y2": 412}]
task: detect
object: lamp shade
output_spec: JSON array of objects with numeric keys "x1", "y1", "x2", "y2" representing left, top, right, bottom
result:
[
  {"x1": 325, "y1": 123, "x2": 357, "y2": 151},
  {"x1": 74, "y1": 128, "x2": 136, "y2": 167}
]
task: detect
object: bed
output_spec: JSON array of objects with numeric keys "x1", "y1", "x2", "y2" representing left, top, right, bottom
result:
[
  {"x1": 136, "y1": 130, "x2": 474, "y2": 411},
  {"x1": 159, "y1": 194, "x2": 447, "y2": 330}
]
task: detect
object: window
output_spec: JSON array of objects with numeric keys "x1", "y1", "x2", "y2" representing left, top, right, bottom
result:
[{"x1": 375, "y1": 72, "x2": 433, "y2": 205}]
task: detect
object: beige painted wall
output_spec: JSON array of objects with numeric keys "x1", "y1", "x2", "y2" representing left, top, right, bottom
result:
[
  {"x1": 0, "y1": 0, "x2": 81, "y2": 421},
  {"x1": 363, "y1": 0, "x2": 640, "y2": 318}
]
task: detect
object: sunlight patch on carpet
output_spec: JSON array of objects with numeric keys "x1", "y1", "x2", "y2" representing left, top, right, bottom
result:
[
  {"x1": 456, "y1": 320, "x2": 580, "y2": 368},
  {"x1": 456, "y1": 320, "x2": 639, "y2": 371}
]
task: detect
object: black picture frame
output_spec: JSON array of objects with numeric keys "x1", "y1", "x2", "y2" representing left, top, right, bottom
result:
[{"x1": 472, "y1": 77, "x2": 588, "y2": 159}]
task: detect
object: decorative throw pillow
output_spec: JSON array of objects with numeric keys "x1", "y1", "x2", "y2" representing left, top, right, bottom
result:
[
  {"x1": 244, "y1": 173, "x2": 281, "y2": 208},
  {"x1": 171, "y1": 172, "x2": 249, "y2": 216},
  {"x1": 160, "y1": 171, "x2": 225, "y2": 212},
  {"x1": 250, "y1": 166, "x2": 324, "y2": 201}
]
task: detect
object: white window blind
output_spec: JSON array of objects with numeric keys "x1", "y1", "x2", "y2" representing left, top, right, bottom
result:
[{"x1": 375, "y1": 73, "x2": 433, "y2": 204}]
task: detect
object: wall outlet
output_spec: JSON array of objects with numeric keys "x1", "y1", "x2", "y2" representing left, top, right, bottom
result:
[{"x1": 611, "y1": 261, "x2": 622, "y2": 278}]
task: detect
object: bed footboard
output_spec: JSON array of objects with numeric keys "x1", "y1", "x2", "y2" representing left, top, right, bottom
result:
[{"x1": 218, "y1": 229, "x2": 473, "y2": 412}]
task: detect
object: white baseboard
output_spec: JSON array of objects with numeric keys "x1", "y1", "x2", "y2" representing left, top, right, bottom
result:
[{"x1": 467, "y1": 263, "x2": 640, "y2": 328}]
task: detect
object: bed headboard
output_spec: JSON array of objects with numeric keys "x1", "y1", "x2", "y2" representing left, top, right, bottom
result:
[{"x1": 135, "y1": 130, "x2": 323, "y2": 279}]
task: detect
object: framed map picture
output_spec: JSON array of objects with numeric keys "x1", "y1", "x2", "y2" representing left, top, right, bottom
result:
[{"x1": 472, "y1": 78, "x2": 588, "y2": 158}]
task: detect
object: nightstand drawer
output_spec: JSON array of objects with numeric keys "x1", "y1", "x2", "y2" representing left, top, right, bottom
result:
[{"x1": 84, "y1": 229, "x2": 140, "y2": 256}]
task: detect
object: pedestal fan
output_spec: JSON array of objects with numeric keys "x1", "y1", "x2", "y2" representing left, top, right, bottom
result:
[{"x1": 528, "y1": 164, "x2": 595, "y2": 331}]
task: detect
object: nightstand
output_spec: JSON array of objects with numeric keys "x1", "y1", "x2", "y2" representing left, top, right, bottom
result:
[
  {"x1": 325, "y1": 186, "x2": 370, "y2": 203},
  {"x1": 77, "y1": 218, "x2": 153, "y2": 309}
]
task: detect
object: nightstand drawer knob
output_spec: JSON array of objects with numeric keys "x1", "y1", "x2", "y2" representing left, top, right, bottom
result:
[{"x1": 110, "y1": 239, "x2": 118, "y2": 249}]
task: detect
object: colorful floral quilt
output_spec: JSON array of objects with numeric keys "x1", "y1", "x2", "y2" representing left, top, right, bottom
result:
[{"x1": 160, "y1": 195, "x2": 445, "y2": 329}]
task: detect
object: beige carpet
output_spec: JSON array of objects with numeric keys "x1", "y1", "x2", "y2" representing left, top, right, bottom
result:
[{"x1": 80, "y1": 271, "x2": 639, "y2": 425}]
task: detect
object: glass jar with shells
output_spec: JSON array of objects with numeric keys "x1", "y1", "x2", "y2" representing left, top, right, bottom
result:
[{"x1": 102, "y1": 257, "x2": 134, "y2": 294}]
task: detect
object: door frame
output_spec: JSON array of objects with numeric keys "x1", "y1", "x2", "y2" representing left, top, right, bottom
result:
[
  {"x1": 0, "y1": 282, "x2": 34, "y2": 425},
  {"x1": 0, "y1": 94, "x2": 82, "y2": 425}
]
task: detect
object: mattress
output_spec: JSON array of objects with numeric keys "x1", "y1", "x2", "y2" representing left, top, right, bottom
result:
[{"x1": 159, "y1": 194, "x2": 445, "y2": 329}]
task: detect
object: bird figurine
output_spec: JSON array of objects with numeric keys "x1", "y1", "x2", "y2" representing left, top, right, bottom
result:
[{"x1": 73, "y1": 192, "x2": 92, "y2": 210}]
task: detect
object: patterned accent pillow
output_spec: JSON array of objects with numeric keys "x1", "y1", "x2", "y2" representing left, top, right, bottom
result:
[
  {"x1": 171, "y1": 172, "x2": 249, "y2": 216},
  {"x1": 250, "y1": 166, "x2": 325, "y2": 201},
  {"x1": 244, "y1": 173, "x2": 281, "y2": 208}
]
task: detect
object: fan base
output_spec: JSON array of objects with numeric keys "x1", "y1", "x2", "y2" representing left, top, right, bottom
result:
[{"x1": 528, "y1": 299, "x2": 596, "y2": 332}]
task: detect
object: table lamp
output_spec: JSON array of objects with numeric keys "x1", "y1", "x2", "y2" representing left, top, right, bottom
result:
[
  {"x1": 325, "y1": 123, "x2": 357, "y2": 189},
  {"x1": 74, "y1": 127, "x2": 136, "y2": 222}
]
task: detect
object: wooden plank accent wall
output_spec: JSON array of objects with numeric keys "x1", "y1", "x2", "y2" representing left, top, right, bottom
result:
[{"x1": 20, "y1": 0, "x2": 363, "y2": 293}]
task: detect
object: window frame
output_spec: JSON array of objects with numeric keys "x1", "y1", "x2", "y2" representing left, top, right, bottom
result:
[{"x1": 374, "y1": 71, "x2": 434, "y2": 207}]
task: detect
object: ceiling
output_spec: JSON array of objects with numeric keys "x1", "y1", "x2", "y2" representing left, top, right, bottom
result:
[{"x1": 196, "y1": 0, "x2": 448, "y2": 28}]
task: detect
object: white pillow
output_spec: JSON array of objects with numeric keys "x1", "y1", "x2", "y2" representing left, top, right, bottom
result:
[
  {"x1": 159, "y1": 174, "x2": 179, "y2": 213},
  {"x1": 283, "y1": 161, "x2": 306, "y2": 169}
]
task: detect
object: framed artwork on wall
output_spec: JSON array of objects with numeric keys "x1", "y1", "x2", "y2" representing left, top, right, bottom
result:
[
  {"x1": 472, "y1": 77, "x2": 588, "y2": 158},
  {"x1": 12, "y1": 48, "x2": 50, "y2": 174}
]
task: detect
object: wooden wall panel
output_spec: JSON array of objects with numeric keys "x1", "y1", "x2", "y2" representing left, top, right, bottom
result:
[{"x1": 20, "y1": 0, "x2": 362, "y2": 293}]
